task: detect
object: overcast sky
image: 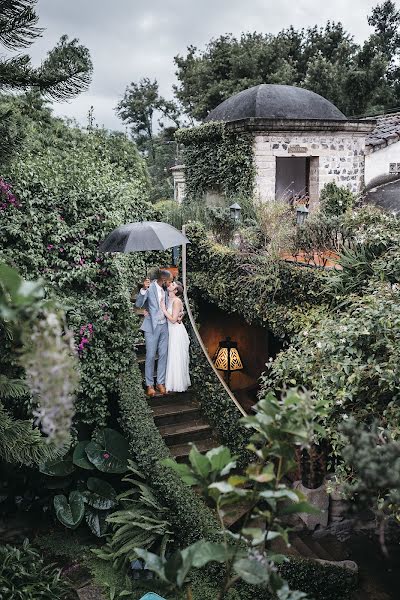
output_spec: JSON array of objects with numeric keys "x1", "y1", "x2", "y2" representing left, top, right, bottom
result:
[{"x1": 29, "y1": 0, "x2": 380, "y2": 130}]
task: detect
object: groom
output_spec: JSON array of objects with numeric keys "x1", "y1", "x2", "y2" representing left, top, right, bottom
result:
[{"x1": 136, "y1": 269, "x2": 172, "y2": 397}]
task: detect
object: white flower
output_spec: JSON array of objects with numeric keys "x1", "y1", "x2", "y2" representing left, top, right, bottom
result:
[{"x1": 342, "y1": 414, "x2": 349, "y2": 420}]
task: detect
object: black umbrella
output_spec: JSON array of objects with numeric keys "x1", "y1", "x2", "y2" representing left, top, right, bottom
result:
[{"x1": 99, "y1": 221, "x2": 190, "y2": 252}]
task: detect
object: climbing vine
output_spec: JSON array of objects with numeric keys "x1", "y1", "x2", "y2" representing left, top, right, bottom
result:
[{"x1": 176, "y1": 121, "x2": 255, "y2": 201}]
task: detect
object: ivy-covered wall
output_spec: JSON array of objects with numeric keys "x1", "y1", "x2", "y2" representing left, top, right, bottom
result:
[
  {"x1": 176, "y1": 122, "x2": 255, "y2": 201},
  {"x1": 185, "y1": 222, "x2": 328, "y2": 341}
]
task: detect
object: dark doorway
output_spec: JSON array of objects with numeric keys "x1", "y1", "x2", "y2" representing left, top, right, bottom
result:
[{"x1": 275, "y1": 157, "x2": 310, "y2": 203}]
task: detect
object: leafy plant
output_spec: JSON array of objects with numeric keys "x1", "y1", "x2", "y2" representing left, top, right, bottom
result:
[
  {"x1": 40, "y1": 428, "x2": 127, "y2": 537},
  {"x1": 319, "y1": 182, "x2": 355, "y2": 217},
  {"x1": 136, "y1": 389, "x2": 321, "y2": 600},
  {"x1": 93, "y1": 460, "x2": 174, "y2": 571},
  {"x1": 0, "y1": 539, "x2": 72, "y2": 599}
]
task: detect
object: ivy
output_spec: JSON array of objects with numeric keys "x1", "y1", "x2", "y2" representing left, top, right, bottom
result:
[
  {"x1": 117, "y1": 367, "x2": 220, "y2": 546},
  {"x1": 185, "y1": 222, "x2": 328, "y2": 341},
  {"x1": 176, "y1": 122, "x2": 255, "y2": 201}
]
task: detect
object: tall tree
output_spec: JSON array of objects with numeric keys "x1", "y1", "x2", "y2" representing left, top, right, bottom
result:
[
  {"x1": 173, "y1": 3, "x2": 400, "y2": 120},
  {"x1": 0, "y1": 0, "x2": 92, "y2": 164},
  {"x1": 116, "y1": 78, "x2": 181, "y2": 200}
]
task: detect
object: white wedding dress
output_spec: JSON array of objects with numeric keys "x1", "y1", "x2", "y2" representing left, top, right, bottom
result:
[{"x1": 165, "y1": 304, "x2": 191, "y2": 393}]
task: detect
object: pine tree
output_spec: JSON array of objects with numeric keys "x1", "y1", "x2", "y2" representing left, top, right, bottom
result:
[{"x1": 0, "y1": 0, "x2": 92, "y2": 99}]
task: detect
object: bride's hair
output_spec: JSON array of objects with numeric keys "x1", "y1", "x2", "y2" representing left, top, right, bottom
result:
[{"x1": 174, "y1": 281, "x2": 184, "y2": 298}]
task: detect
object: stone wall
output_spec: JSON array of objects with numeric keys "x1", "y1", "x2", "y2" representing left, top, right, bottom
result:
[{"x1": 254, "y1": 132, "x2": 367, "y2": 206}]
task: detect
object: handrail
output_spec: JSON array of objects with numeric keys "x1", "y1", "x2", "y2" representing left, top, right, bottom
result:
[{"x1": 181, "y1": 225, "x2": 247, "y2": 417}]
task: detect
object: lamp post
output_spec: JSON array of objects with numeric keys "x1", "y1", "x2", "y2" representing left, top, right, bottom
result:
[
  {"x1": 229, "y1": 203, "x2": 242, "y2": 221},
  {"x1": 296, "y1": 204, "x2": 309, "y2": 226},
  {"x1": 213, "y1": 337, "x2": 243, "y2": 388}
]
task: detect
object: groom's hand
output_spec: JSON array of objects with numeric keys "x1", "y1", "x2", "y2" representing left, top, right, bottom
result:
[{"x1": 177, "y1": 310, "x2": 184, "y2": 324}]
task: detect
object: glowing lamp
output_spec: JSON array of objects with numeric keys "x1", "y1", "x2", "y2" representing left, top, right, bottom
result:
[{"x1": 213, "y1": 337, "x2": 243, "y2": 387}]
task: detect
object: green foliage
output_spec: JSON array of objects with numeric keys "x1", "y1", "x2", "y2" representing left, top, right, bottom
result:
[
  {"x1": 118, "y1": 368, "x2": 220, "y2": 546},
  {"x1": 173, "y1": 9, "x2": 400, "y2": 119},
  {"x1": 93, "y1": 460, "x2": 174, "y2": 571},
  {"x1": 341, "y1": 418, "x2": 400, "y2": 522},
  {"x1": 39, "y1": 428, "x2": 127, "y2": 537},
  {"x1": 0, "y1": 113, "x2": 151, "y2": 428},
  {"x1": 176, "y1": 122, "x2": 255, "y2": 201},
  {"x1": 0, "y1": 1, "x2": 92, "y2": 100},
  {"x1": 0, "y1": 262, "x2": 76, "y2": 462},
  {"x1": 138, "y1": 389, "x2": 323, "y2": 600},
  {"x1": 0, "y1": 539, "x2": 73, "y2": 599},
  {"x1": 278, "y1": 557, "x2": 357, "y2": 600},
  {"x1": 116, "y1": 77, "x2": 181, "y2": 201},
  {"x1": 207, "y1": 206, "x2": 237, "y2": 244},
  {"x1": 186, "y1": 222, "x2": 327, "y2": 340},
  {"x1": 319, "y1": 183, "x2": 355, "y2": 217},
  {"x1": 190, "y1": 339, "x2": 251, "y2": 461}
]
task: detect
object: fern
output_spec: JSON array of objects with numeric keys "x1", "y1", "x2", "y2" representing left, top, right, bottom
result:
[
  {"x1": 0, "y1": 374, "x2": 28, "y2": 399},
  {"x1": 0, "y1": 401, "x2": 69, "y2": 466},
  {"x1": 93, "y1": 461, "x2": 174, "y2": 571}
]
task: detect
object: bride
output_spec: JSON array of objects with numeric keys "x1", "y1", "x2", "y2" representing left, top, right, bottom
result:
[{"x1": 160, "y1": 281, "x2": 191, "y2": 393}]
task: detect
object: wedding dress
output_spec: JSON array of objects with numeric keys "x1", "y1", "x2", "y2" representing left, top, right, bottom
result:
[{"x1": 165, "y1": 304, "x2": 191, "y2": 393}]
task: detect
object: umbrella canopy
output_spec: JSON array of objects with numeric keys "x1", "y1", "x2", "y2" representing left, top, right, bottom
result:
[{"x1": 99, "y1": 221, "x2": 190, "y2": 252}]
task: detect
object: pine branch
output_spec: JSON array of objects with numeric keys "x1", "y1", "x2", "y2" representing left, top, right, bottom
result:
[
  {"x1": 0, "y1": 401, "x2": 69, "y2": 466},
  {"x1": 0, "y1": 374, "x2": 28, "y2": 399},
  {"x1": 0, "y1": 0, "x2": 43, "y2": 50},
  {"x1": 0, "y1": 35, "x2": 93, "y2": 100}
]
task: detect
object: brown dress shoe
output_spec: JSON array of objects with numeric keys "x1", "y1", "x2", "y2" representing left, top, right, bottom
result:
[
  {"x1": 156, "y1": 383, "x2": 167, "y2": 396},
  {"x1": 146, "y1": 386, "x2": 156, "y2": 397}
]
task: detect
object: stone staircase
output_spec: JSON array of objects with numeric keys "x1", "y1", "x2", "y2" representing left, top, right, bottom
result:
[{"x1": 136, "y1": 340, "x2": 219, "y2": 462}]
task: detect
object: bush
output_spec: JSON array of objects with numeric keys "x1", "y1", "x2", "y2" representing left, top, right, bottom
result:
[
  {"x1": 0, "y1": 539, "x2": 73, "y2": 599},
  {"x1": 319, "y1": 182, "x2": 355, "y2": 216}
]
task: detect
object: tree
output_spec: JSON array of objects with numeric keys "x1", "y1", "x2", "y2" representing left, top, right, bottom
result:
[
  {"x1": 173, "y1": 3, "x2": 400, "y2": 120},
  {"x1": 116, "y1": 78, "x2": 182, "y2": 200},
  {"x1": 0, "y1": 0, "x2": 92, "y2": 165}
]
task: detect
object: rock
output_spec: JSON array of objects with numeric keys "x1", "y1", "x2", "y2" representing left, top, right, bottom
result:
[{"x1": 293, "y1": 481, "x2": 329, "y2": 530}]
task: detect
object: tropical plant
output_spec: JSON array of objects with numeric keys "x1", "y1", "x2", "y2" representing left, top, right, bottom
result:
[
  {"x1": 39, "y1": 428, "x2": 129, "y2": 537},
  {"x1": 93, "y1": 460, "x2": 174, "y2": 571},
  {"x1": 136, "y1": 388, "x2": 323, "y2": 600},
  {"x1": 0, "y1": 539, "x2": 73, "y2": 599}
]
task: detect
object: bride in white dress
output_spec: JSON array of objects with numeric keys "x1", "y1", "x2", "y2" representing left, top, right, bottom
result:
[{"x1": 160, "y1": 281, "x2": 191, "y2": 393}]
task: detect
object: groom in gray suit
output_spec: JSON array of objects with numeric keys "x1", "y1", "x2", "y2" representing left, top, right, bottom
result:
[{"x1": 136, "y1": 269, "x2": 172, "y2": 397}]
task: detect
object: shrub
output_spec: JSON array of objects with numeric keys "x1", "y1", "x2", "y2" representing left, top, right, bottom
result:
[
  {"x1": 0, "y1": 539, "x2": 73, "y2": 599},
  {"x1": 319, "y1": 182, "x2": 355, "y2": 216}
]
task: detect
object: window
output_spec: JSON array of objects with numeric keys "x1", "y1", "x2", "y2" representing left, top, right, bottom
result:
[{"x1": 389, "y1": 163, "x2": 400, "y2": 174}]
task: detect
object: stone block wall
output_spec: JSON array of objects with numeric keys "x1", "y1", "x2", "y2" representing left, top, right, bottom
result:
[{"x1": 254, "y1": 133, "x2": 367, "y2": 206}]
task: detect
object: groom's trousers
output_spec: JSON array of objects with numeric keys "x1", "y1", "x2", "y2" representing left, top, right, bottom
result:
[{"x1": 144, "y1": 322, "x2": 169, "y2": 387}]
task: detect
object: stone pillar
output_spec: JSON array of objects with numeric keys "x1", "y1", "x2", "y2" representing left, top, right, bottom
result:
[
  {"x1": 309, "y1": 156, "x2": 320, "y2": 211},
  {"x1": 170, "y1": 165, "x2": 186, "y2": 204}
]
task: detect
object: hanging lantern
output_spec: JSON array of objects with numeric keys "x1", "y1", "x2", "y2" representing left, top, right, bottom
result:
[
  {"x1": 213, "y1": 337, "x2": 243, "y2": 387},
  {"x1": 229, "y1": 203, "x2": 242, "y2": 221}
]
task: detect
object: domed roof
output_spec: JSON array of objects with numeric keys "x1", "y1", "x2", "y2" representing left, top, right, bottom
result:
[{"x1": 204, "y1": 84, "x2": 347, "y2": 122}]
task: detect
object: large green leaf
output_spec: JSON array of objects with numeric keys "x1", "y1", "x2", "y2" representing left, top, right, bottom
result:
[
  {"x1": 206, "y1": 446, "x2": 233, "y2": 472},
  {"x1": 85, "y1": 428, "x2": 129, "y2": 473},
  {"x1": 54, "y1": 491, "x2": 85, "y2": 529},
  {"x1": 188, "y1": 445, "x2": 210, "y2": 478},
  {"x1": 72, "y1": 441, "x2": 93, "y2": 470},
  {"x1": 85, "y1": 505, "x2": 110, "y2": 537},
  {"x1": 83, "y1": 477, "x2": 118, "y2": 510},
  {"x1": 40, "y1": 457, "x2": 74, "y2": 477},
  {"x1": 234, "y1": 557, "x2": 270, "y2": 585}
]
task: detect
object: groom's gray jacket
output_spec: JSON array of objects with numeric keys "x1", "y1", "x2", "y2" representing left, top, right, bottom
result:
[{"x1": 135, "y1": 281, "x2": 168, "y2": 332}]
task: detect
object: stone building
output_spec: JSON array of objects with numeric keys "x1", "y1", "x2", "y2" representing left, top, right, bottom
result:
[{"x1": 172, "y1": 84, "x2": 377, "y2": 208}]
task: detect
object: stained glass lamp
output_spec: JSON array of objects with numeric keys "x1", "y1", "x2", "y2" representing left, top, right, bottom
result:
[{"x1": 213, "y1": 337, "x2": 243, "y2": 387}]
